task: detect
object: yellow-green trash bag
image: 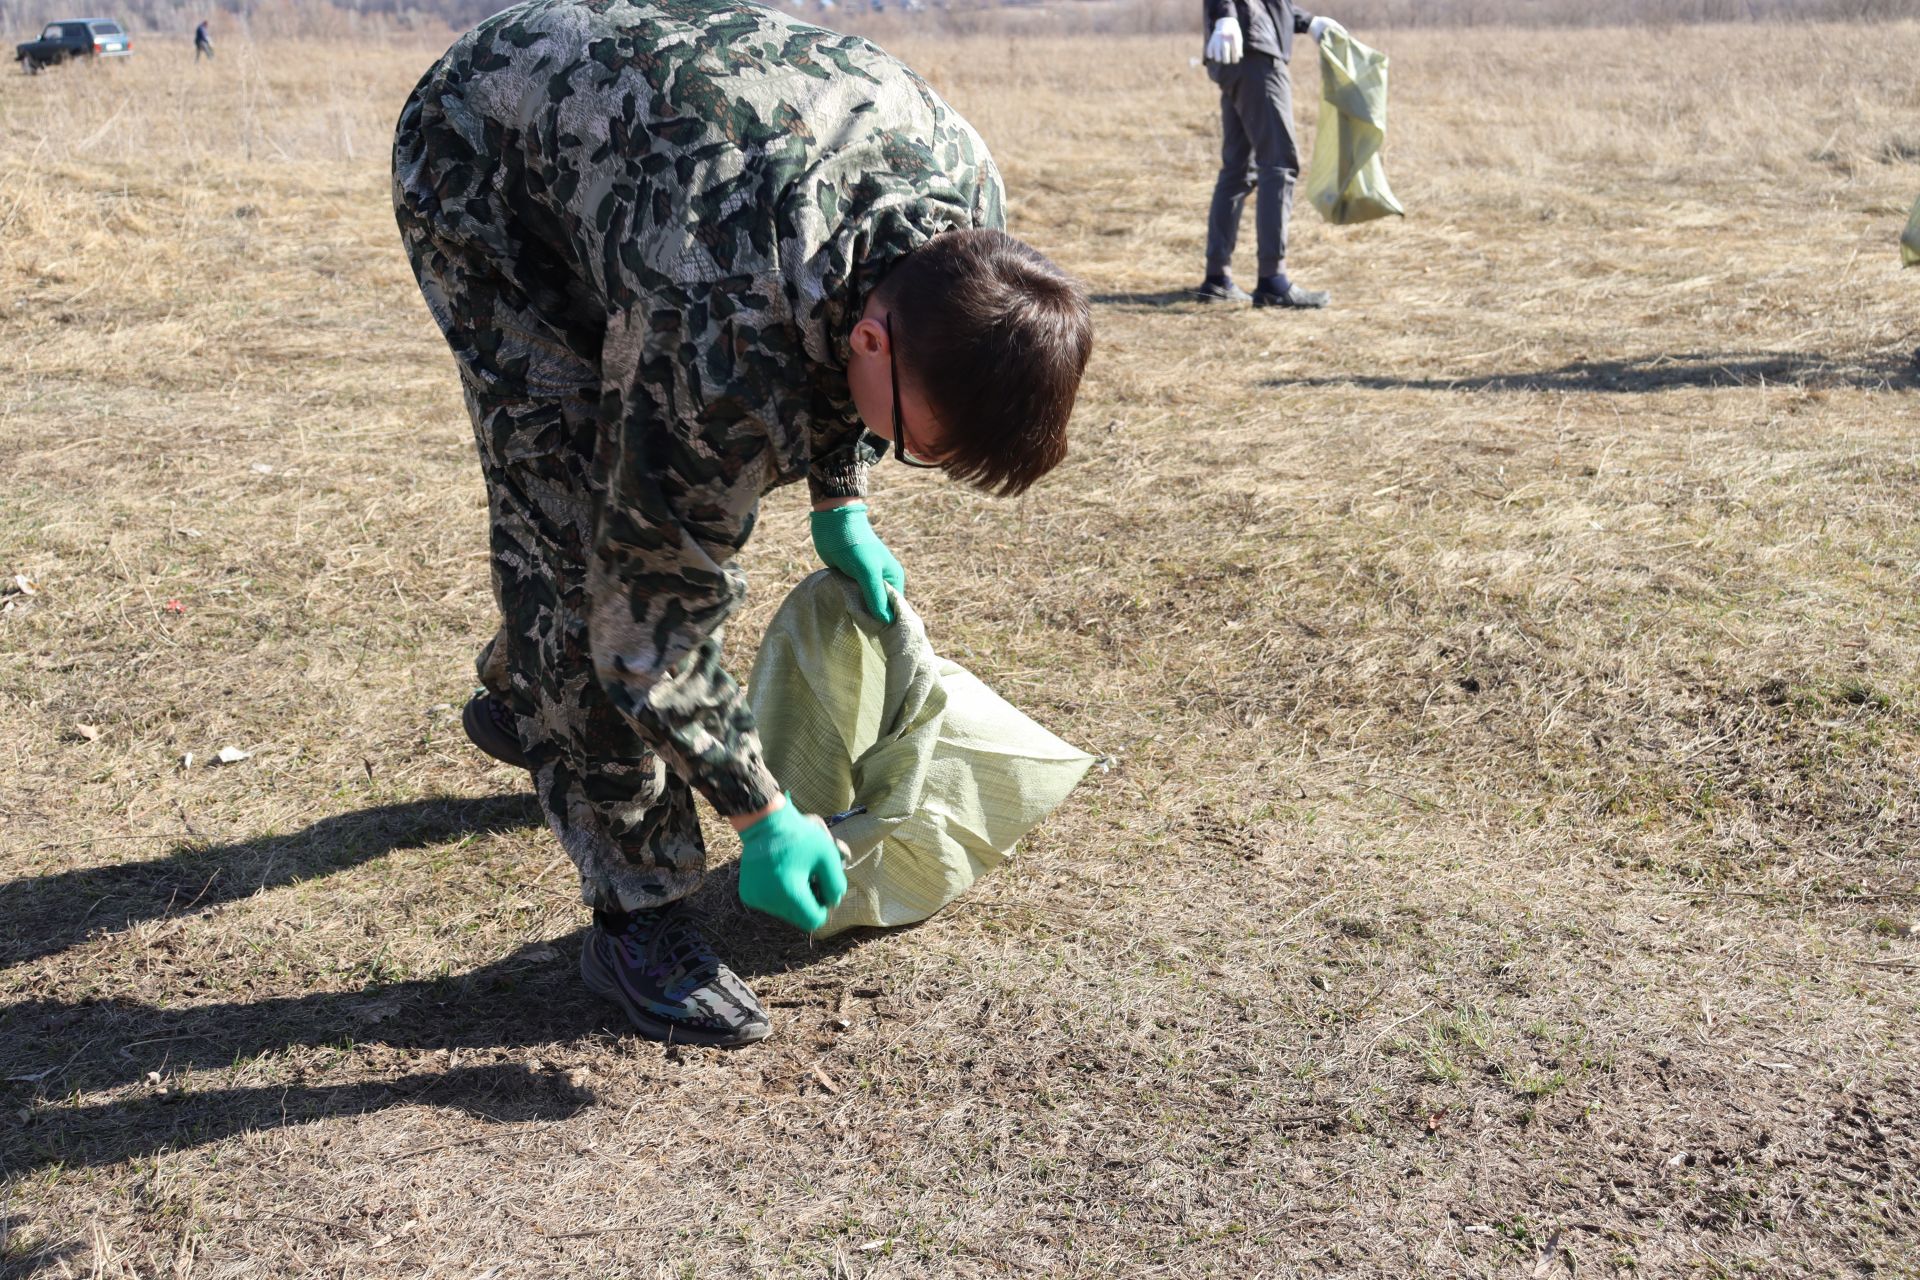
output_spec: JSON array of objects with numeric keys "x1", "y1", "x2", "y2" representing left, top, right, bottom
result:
[
  {"x1": 1903, "y1": 195, "x2": 1920, "y2": 268},
  {"x1": 747, "y1": 571, "x2": 1096, "y2": 938},
  {"x1": 1304, "y1": 26, "x2": 1404, "y2": 226}
]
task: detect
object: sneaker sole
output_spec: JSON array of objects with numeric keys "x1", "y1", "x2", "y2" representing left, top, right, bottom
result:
[
  {"x1": 462, "y1": 695, "x2": 533, "y2": 770},
  {"x1": 579, "y1": 933, "x2": 771, "y2": 1048}
]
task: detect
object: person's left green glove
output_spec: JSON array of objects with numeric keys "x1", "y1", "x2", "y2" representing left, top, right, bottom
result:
[
  {"x1": 737, "y1": 795, "x2": 848, "y2": 933},
  {"x1": 811, "y1": 503, "x2": 904, "y2": 624}
]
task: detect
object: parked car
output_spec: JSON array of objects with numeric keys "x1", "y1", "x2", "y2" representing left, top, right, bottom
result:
[{"x1": 15, "y1": 18, "x2": 132, "y2": 73}]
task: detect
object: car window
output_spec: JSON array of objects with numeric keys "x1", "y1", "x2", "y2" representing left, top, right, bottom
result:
[
  {"x1": 92, "y1": 21, "x2": 124, "y2": 35},
  {"x1": 41, "y1": 24, "x2": 62, "y2": 38}
]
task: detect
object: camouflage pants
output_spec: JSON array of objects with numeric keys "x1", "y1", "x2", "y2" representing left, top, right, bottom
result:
[{"x1": 396, "y1": 130, "x2": 709, "y2": 916}]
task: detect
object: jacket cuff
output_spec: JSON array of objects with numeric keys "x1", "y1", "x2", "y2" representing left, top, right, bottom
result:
[
  {"x1": 808, "y1": 462, "x2": 869, "y2": 504},
  {"x1": 702, "y1": 736, "x2": 784, "y2": 821},
  {"x1": 808, "y1": 435, "x2": 877, "y2": 503}
]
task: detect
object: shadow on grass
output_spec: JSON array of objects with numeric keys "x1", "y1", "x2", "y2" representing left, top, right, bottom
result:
[
  {"x1": 1, "y1": 934, "x2": 603, "y2": 1173},
  {"x1": 1263, "y1": 349, "x2": 1920, "y2": 394},
  {"x1": 3, "y1": 874, "x2": 854, "y2": 1172},
  {"x1": 0, "y1": 1209, "x2": 84, "y2": 1275},
  {"x1": 0, "y1": 798, "x2": 868, "y2": 1172},
  {"x1": 0, "y1": 794, "x2": 544, "y2": 967},
  {"x1": 1, "y1": 915, "x2": 855, "y2": 1173},
  {"x1": 4, "y1": 1063, "x2": 597, "y2": 1179},
  {"x1": 1088, "y1": 288, "x2": 1224, "y2": 310}
]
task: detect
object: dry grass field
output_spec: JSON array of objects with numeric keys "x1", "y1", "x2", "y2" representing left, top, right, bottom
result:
[{"x1": 3, "y1": 17, "x2": 1919, "y2": 1278}]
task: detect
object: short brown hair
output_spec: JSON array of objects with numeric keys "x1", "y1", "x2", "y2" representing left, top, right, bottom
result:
[{"x1": 877, "y1": 229, "x2": 1093, "y2": 497}]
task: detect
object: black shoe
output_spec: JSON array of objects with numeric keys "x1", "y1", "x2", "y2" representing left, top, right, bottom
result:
[
  {"x1": 462, "y1": 692, "x2": 531, "y2": 770},
  {"x1": 1194, "y1": 275, "x2": 1251, "y2": 303},
  {"x1": 581, "y1": 905, "x2": 771, "y2": 1047},
  {"x1": 1252, "y1": 280, "x2": 1332, "y2": 309}
]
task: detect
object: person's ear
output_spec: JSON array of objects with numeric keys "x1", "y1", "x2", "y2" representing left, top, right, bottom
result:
[{"x1": 850, "y1": 316, "x2": 887, "y2": 359}]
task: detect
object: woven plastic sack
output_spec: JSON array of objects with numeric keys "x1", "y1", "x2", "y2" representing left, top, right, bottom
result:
[
  {"x1": 1903, "y1": 195, "x2": 1920, "y2": 268},
  {"x1": 1304, "y1": 26, "x2": 1404, "y2": 226},
  {"x1": 747, "y1": 571, "x2": 1095, "y2": 938}
]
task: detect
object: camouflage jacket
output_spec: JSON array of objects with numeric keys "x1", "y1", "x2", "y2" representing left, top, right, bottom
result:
[{"x1": 400, "y1": 0, "x2": 1003, "y2": 816}]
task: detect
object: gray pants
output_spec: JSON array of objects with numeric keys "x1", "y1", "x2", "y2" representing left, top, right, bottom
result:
[{"x1": 1205, "y1": 54, "x2": 1299, "y2": 282}]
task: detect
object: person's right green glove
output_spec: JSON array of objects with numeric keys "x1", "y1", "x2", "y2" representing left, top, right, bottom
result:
[
  {"x1": 737, "y1": 796, "x2": 848, "y2": 933},
  {"x1": 810, "y1": 504, "x2": 904, "y2": 625}
]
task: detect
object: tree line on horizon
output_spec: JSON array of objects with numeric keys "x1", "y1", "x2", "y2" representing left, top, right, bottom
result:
[{"x1": 4, "y1": 0, "x2": 1909, "y2": 50}]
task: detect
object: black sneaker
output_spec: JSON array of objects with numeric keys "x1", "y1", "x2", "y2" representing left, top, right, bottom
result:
[
  {"x1": 580, "y1": 905, "x2": 771, "y2": 1047},
  {"x1": 1194, "y1": 275, "x2": 1251, "y2": 303},
  {"x1": 1252, "y1": 280, "x2": 1332, "y2": 309},
  {"x1": 462, "y1": 692, "x2": 531, "y2": 770}
]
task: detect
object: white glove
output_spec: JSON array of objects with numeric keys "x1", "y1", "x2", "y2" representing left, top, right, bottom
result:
[
  {"x1": 1307, "y1": 16, "x2": 1344, "y2": 42},
  {"x1": 1206, "y1": 15, "x2": 1244, "y2": 64}
]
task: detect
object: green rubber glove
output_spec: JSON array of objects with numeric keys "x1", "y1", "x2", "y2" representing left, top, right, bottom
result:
[
  {"x1": 737, "y1": 795, "x2": 848, "y2": 933},
  {"x1": 810, "y1": 503, "x2": 904, "y2": 624}
]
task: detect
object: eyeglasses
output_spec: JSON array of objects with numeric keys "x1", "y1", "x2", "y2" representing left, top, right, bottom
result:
[{"x1": 887, "y1": 314, "x2": 940, "y2": 470}]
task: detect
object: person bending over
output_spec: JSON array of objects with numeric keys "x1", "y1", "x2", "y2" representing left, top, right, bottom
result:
[{"x1": 395, "y1": 0, "x2": 1093, "y2": 1046}]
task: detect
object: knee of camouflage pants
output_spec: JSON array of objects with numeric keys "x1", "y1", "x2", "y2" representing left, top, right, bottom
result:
[
  {"x1": 541, "y1": 739, "x2": 709, "y2": 913},
  {"x1": 483, "y1": 447, "x2": 714, "y2": 914}
]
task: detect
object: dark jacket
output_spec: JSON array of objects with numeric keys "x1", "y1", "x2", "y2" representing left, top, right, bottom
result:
[{"x1": 1204, "y1": 0, "x2": 1314, "y2": 64}]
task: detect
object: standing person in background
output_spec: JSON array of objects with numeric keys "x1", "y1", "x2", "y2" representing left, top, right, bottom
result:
[
  {"x1": 193, "y1": 19, "x2": 213, "y2": 60},
  {"x1": 1196, "y1": 0, "x2": 1339, "y2": 308}
]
